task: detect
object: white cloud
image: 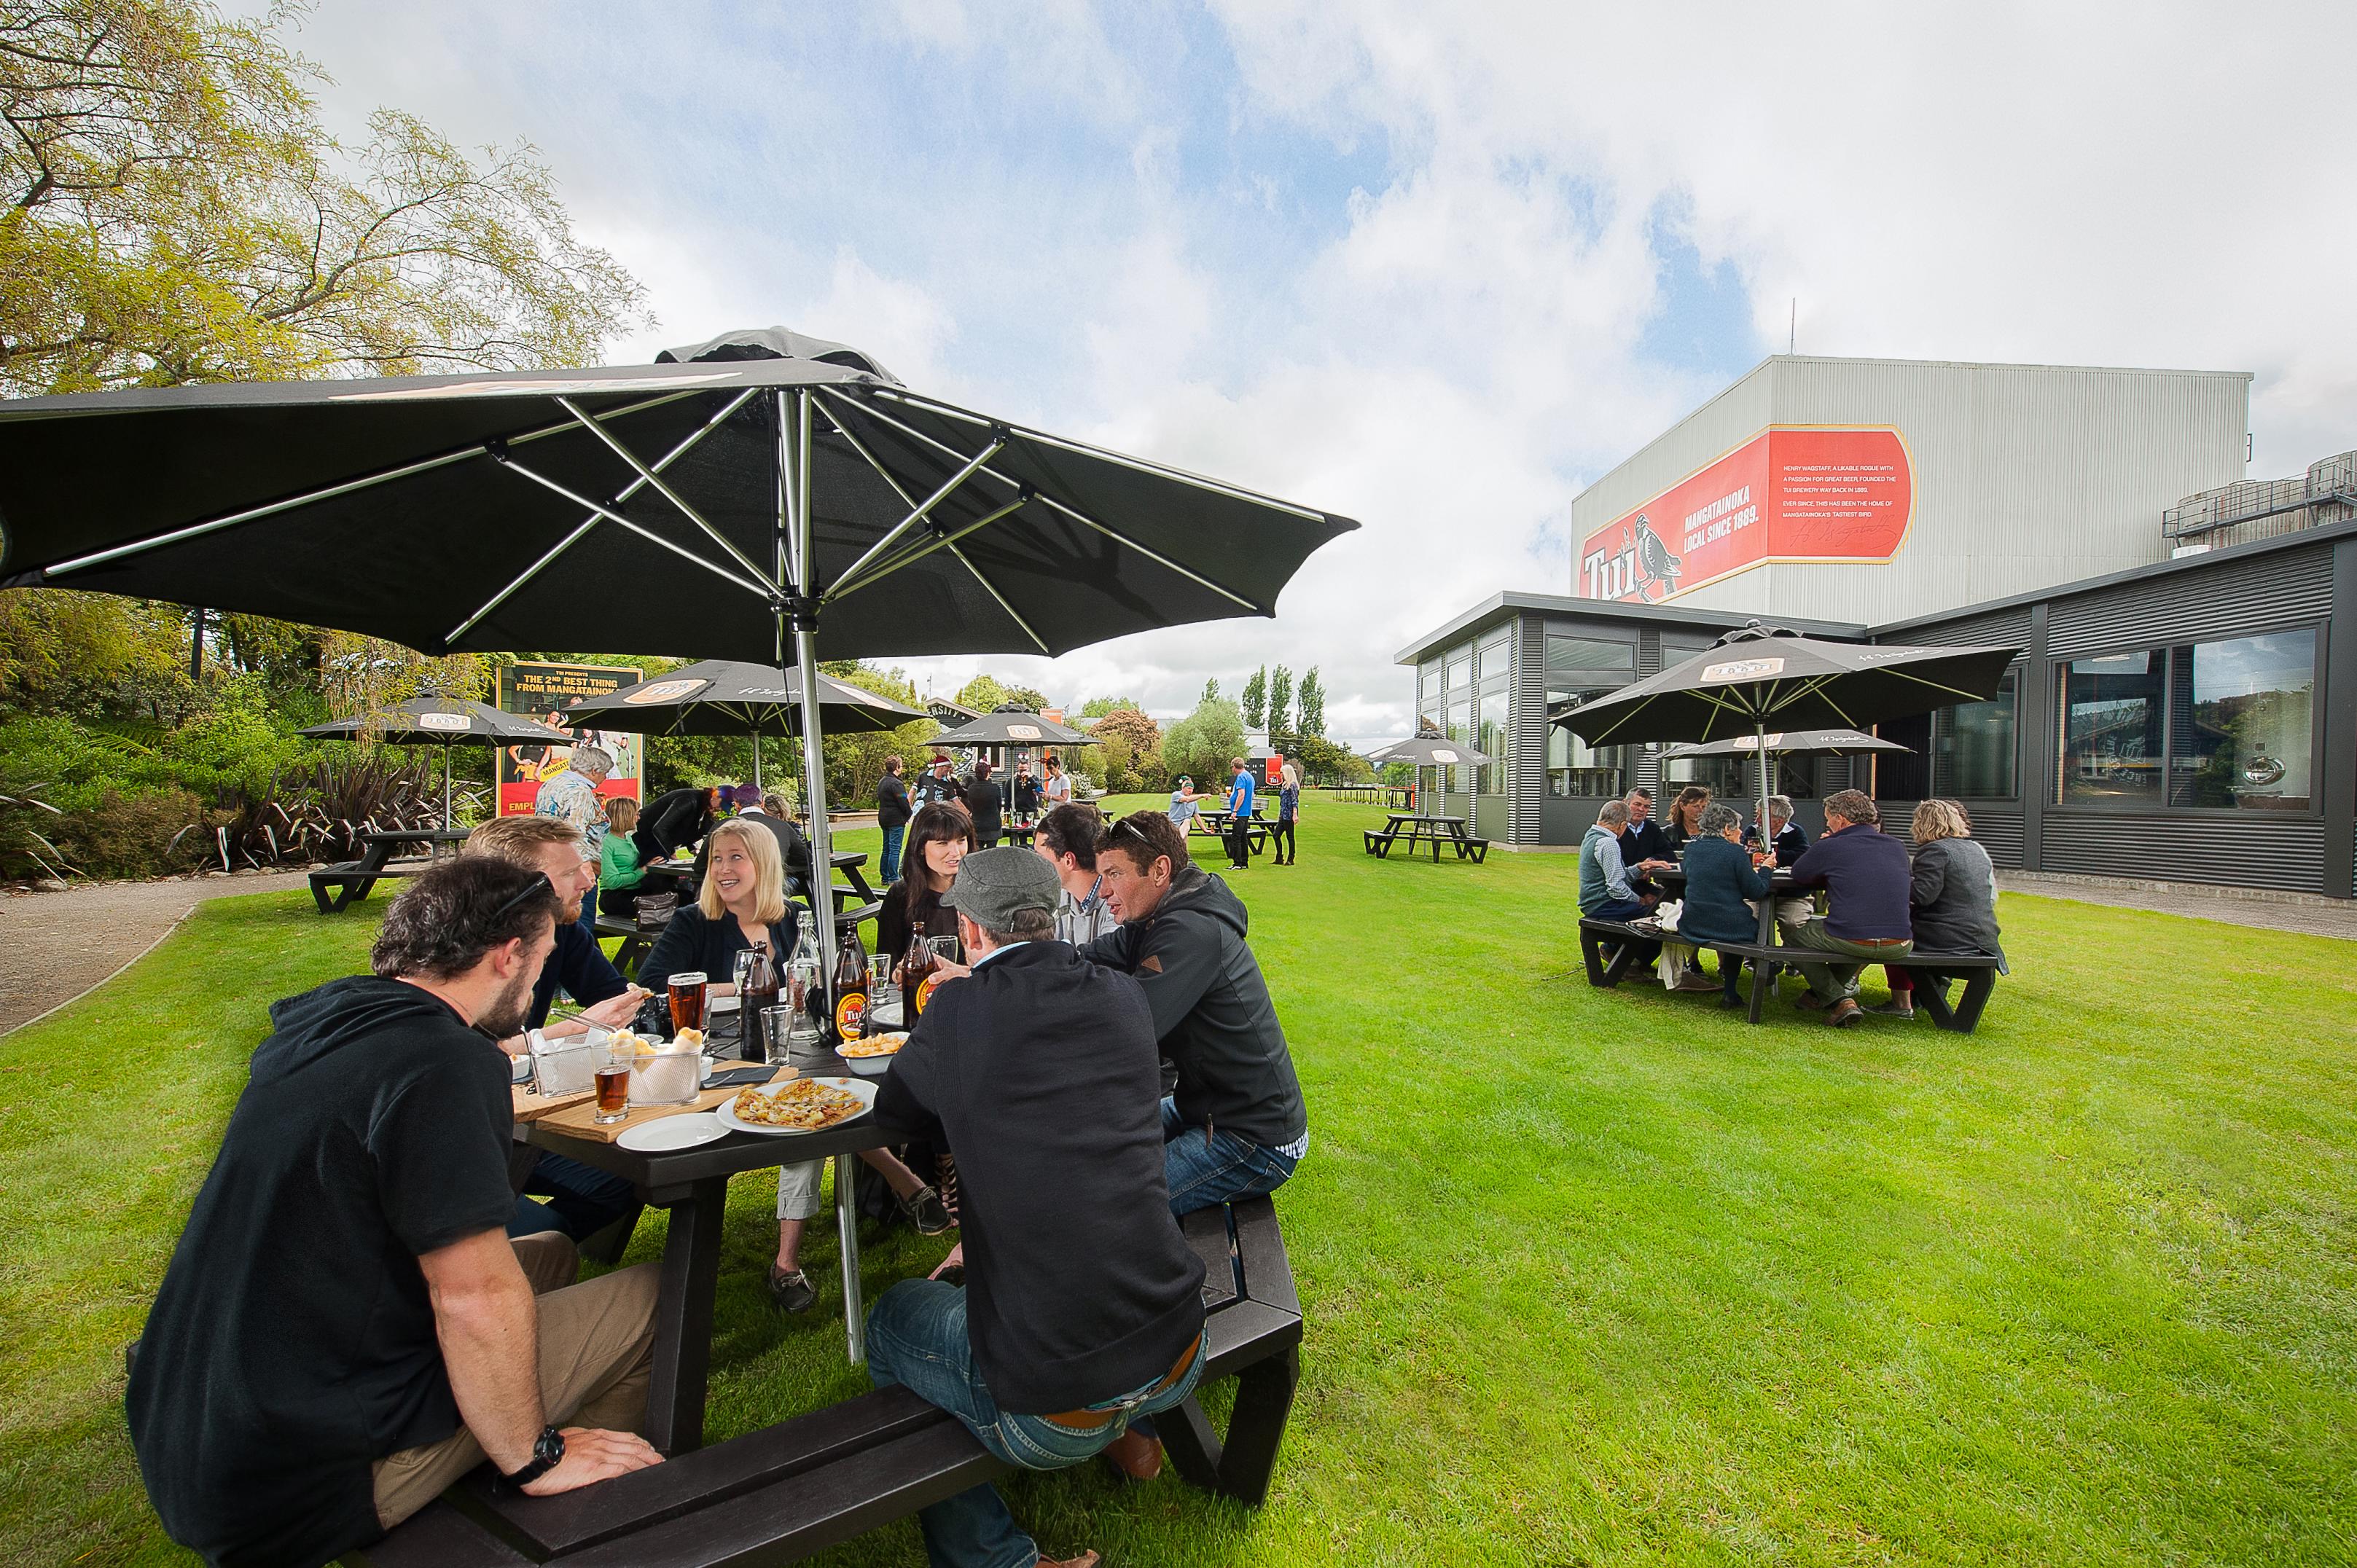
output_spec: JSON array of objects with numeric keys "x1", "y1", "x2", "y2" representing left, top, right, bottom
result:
[{"x1": 232, "y1": 2, "x2": 2357, "y2": 747}]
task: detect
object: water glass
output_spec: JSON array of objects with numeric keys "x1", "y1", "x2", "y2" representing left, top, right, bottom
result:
[
  {"x1": 760, "y1": 1006, "x2": 797, "y2": 1066},
  {"x1": 785, "y1": 953, "x2": 824, "y2": 1047}
]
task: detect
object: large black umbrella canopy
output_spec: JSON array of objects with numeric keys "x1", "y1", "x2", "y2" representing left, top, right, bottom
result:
[
  {"x1": 297, "y1": 697, "x2": 568, "y2": 826},
  {"x1": 1555, "y1": 621, "x2": 2017, "y2": 839},
  {"x1": 1660, "y1": 727, "x2": 1910, "y2": 760},
  {"x1": 1366, "y1": 734, "x2": 1490, "y2": 768},
  {"x1": 558, "y1": 660, "x2": 923, "y2": 737},
  {"x1": 928, "y1": 707, "x2": 1097, "y2": 748}
]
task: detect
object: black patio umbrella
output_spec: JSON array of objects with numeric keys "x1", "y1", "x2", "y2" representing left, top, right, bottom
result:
[
  {"x1": 1659, "y1": 726, "x2": 1909, "y2": 760},
  {"x1": 0, "y1": 331, "x2": 1356, "y2": 1357},
  {"x1": 927, "y1": 707, "x2": 1097, "y2": 749},
  {"x1": 1553, "y1": 621, "x2": 2017, "y2": 837},
  {"x1": 556, "y1": 659, "x2": 925, "y2": 789},
  {"x1": 297, "y1": 696, "x2": 568, "y2": 826},
  {"x1": 1365, "y1": 733, "x2": 1490, "y2": 768}
]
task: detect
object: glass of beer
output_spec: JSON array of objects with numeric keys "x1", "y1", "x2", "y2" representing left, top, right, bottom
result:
[
  {"x1": 668, "y1": 971, "x2": 708, "y2": 1035},
  {"x1": 593, "y1": 1041, "x2": 633, "y2": 1125}
]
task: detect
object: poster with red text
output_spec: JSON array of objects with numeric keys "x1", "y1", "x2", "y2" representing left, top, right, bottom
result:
[
  {"x1": 1578, "y1": 427, "x2": 1912, "y2": 603},
  {"x1": 495, "y1": 661, "x2": 644, "y2": 816}
]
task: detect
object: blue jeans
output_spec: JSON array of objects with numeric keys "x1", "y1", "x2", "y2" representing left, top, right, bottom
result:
[
  {"x1": 881, "y1": 820, "x2": 906, "y2": 886},
  {"x1": 1161, "y1": 1096, "x2": 1298, "y2": 1217},
  {"x1": 1587, "y1": 895, "x2": 1650, "y2": 922},
  {"x1": 508, "y1": 1152, "x2": 637, "y2": 1242},
  {"x1": 867, "y1": 1279, "x2": 1205, "y2": 1568}
]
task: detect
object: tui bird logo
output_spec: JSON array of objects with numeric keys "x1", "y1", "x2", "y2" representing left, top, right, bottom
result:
[{"x1": 1633, "y1": 512, "x2": 1681, "y2": 600}]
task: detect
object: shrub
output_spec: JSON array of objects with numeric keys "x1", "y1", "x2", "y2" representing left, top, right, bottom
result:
[
  {"x1": 0, "y1": 769, "x2": 77, "y2": 880},
  {"x1": 56, "y1": 788, "x2": 212, "y2": 879}
]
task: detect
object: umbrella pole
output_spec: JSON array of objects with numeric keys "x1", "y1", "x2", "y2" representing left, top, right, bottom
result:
[{"x1": 444, "y1": 745, "x2": 453, "y2": 830}]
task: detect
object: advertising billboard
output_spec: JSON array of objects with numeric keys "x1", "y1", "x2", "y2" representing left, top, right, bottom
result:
[
  {"x1": 496, "y1": 661, "x2": 644, "y2": 816},
  {"x1": 1578, "y1": 426, "x2": 1913, "y2": 603}
]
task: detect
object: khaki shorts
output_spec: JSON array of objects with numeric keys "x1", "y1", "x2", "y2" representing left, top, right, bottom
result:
[{"x1": 372, "y1": 1233, "x2": 658, "y2": 1530}]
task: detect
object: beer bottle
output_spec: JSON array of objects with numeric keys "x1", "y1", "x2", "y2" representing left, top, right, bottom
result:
[
  {"x1": 740, "y1": 943, "x2": 781, "y2": 1062},
  {"x1": 902, "y1": 930, "x2": 937, "y2": 1017},
  {"x1": 832, "y1": 924, "x2": 870, "y2": 1042}
]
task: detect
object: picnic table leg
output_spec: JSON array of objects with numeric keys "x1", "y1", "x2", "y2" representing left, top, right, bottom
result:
[
  {"x1": 835, "y1": 1150, "x2": 866, "y2": 1365},
  {"x1": 1748, "y1": 900, "x2": 1778, "y2": 1024},
  {"x1": 644, "y1": 1175, "x2": 727, "y2": 1454},
  {"x1": 1580, "y1": 927, "x2": 1609, "y2": 986},
  {"x1": 1950, "y1": 972, "x2": 1995, "y2": 1033}
]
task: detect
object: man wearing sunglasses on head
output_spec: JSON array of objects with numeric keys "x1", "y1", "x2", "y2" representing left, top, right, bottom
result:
[{"x1": 128, "y1": 860, "x2": 662, "y2": 1568}]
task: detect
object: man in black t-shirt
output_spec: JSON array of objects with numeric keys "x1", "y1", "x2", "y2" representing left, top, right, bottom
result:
[{"x1": 127, "y1": 860, "x2": 663, "y2": 1568}]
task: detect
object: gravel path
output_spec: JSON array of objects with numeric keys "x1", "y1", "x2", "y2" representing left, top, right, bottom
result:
[{"x1": 0, "y1": 871, "x2": 316, "y2": 1035}]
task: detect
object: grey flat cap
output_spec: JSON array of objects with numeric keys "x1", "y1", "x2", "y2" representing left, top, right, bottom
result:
[{"x1": 939, "y1": 847, "x2": 1062, "y2": 930}]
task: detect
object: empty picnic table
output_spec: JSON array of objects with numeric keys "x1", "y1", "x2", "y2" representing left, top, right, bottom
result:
[
  {"x1": 308, "y1": 827, "x2": 472, "y2": 912},
  {"x1": 1365, "y1": 812, "x2": 1488, "y2": 863}
]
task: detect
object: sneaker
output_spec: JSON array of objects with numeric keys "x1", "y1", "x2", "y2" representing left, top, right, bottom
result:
[
  {"x1": 1866, "y1": 1000, "x2": 1916, "y2": 1019},
  {"x1": 1826, "y1": 997, "x2": 1865, "y2": 1027},
  {"x1": 766, "y1": 1264, "x2": 817, "y2": 1313},
  {"x1": 900, "y1": 1183, "x2": 954, "y2": 1236}
]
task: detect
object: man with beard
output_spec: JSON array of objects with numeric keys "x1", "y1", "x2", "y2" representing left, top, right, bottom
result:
[
  {"x1": 464, "y1": 817, "x2": 647, "y2": 1242},
  {"x1": 127, "y1": 858, "x2": 663, "y2": 1568}
]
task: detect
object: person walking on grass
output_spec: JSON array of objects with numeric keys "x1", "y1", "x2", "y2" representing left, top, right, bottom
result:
[
  {"x1": 1270, "y1": 761, "x2": 1302, "y2": 865},
  {"x1": 1224, "y1": 756, "x2": 1256, "y2": 870},
  {"x1": 877, "y1": 754, "x2": 912, "y2": 885}
]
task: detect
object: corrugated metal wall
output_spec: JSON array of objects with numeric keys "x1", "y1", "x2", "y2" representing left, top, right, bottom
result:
[
  {"x1": 2037, "y1": 816, "x2": 2328, "y2": 892},
  {"x1": 1571, "y1": 356, "x2": 2250, "y2": 630},
  {"x1": 1508, "y1": 613, "x2": 1547, "y2": 845},
  {"x1": 2047, "y1": 538, "x2": 2335, "y2": 654}
]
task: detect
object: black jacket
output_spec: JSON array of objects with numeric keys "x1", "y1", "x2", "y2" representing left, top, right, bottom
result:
[
  {"x1": 1789, "y1": 824, "x2": 1912, "y2": 941},
  {"x1": 876, "y1": 772, "x2": 912, "y2": 829},
  {"x1": 874, "y1": 941, "x2": 1205, "y2": 1412},
  {"x1": 1619, "y1": 818, "x2": 1670, "y2": 869},
  {"x1": 1910, "y1": 836, "x2": 2006, "y2": 964},
  {"x1": 639, "y1": 902, "x2": 800, "y2": 998},
  {"x1": 1081, "y1": 863, "x2": 1306, "y2": 1150},
  {"x1": 875, "y1": 879, "x2": 957, "y2": 972},
  {"x1": 635, "y1": 788, "x2": 714, "y2": 861},
  {"x1": 964, "y1": 777, "x2": 1004, "y2": 841}
]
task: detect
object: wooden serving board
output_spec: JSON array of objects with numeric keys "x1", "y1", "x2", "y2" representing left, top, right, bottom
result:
[
  {"x1": 512, "y1": 1081, "x2": 595, "y2": 1122},
  {"x1": 537, "y1": 1064, "x2": 797, "y2": 1143}
]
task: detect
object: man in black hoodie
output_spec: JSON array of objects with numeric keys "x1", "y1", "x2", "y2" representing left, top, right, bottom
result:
[
  {"x1": 869, "y1": 848, "x2": 1205, "y2": 1568},
  {"x1": 1082, "y1": 811, "x2": 1310, "y2": 1215},
  {"x1": 127, "y1": 860, "x2": 662, "y2": 1568}
]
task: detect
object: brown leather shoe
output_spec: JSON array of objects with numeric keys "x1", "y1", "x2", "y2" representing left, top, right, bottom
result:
[
  {"x1": 1103, "y1": 1426, "x2": 1163, "y2": 1480},
  {"x1": 1039, "y1": 1553, "x2": 1101, "y2": 1568},
  {"x1": 1826, "y1": 997, "x2": 1864, "y2": 1027}
]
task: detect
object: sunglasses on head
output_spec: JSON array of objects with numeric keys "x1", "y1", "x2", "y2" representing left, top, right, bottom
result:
[{"x1": 490, "y1": 872, "x2": 555, "y2": 923}]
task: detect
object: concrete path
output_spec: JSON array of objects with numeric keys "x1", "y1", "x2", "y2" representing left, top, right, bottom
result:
[
  {"x1": 1999, "y1": 871, "x2": 2357, "y2": 941},
  {"x1": 0, "y1": 871, "x2": 315, "y2": 1035}
]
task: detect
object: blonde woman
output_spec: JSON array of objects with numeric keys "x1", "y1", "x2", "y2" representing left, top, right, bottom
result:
[
  {"x1": 1875, "y1": 799, "x2": 2008, "y2": 1020},
  {"x1": 598, "y1": 796, "x2": 649, "y2": 917},
  {"x1": 1271, "y1": 760, "x2": 1303, "y2": 865},
  {"x1": 639, "y1": 819, "x2": 950, "y2": 1312}
]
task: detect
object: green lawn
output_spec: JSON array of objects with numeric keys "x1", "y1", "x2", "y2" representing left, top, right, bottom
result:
[{"x1": 6, "y1": 798, "x2": 2357, "y2": 1566}]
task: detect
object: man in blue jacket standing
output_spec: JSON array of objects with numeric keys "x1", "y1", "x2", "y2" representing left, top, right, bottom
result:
[{"x1": 1224, "y1": 756, "x2": 1256, "y2": 871}]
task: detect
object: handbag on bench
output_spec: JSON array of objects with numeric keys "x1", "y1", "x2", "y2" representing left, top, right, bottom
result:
[{"x1": 633, "y1": 891, "x2": 679, "y2": 931}]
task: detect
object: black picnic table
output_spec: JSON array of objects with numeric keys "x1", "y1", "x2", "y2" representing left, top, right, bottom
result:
[
  {"x1": 1376, "y1": 812, "x2": 1471, "y2": 863},
  {"x1": 1646, "y1": 861, "x2": 1807, "y2": 946},
  {"x1": 308, "y1": 827, "x2": 472, "y2": 912},
  {"x1": 526, "y1": 1022, "x2": 891, "y2": 1455},
  {"x1": 641, "y1": 847, "x2": 877, "y2": 906}
]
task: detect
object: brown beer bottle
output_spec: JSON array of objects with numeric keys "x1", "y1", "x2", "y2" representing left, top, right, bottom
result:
[
  {"x1": 739, "y1": 943, "x2": 780, "y2": 1061},
  {"x1": 832, "y1": 924, "x2": 869, "y2": 1042},
  {"x1": 902, "y1": 930, "x2": 937, "y2": 1017}
]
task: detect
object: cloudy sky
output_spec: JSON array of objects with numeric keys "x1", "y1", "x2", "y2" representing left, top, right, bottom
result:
[{"x1": 263, "y1": 1, "x2": 2357, "y2": 745}]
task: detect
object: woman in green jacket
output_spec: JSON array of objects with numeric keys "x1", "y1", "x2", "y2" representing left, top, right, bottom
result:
[{"x1": 598, "y1": 796, "x2": 649, "y2": 917}]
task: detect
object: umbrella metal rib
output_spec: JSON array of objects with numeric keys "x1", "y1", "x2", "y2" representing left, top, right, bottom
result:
[
  {"x1": 488, "y1": 448, "x2": 778, "y2": 601},
  {"x1": 447, "y1": 388, "x2": 761, "y2": 644},
  {"x1": 42, "y1": 387, "x2": 713, "y2": 579},
  {"x1": 825, "y1": 433, "x2": 1008, "y2": 595},
  {"x1": 555, "y1": 395, "x2": 778, "y2": 590}
]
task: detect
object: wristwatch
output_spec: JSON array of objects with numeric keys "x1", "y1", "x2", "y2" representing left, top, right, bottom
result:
[{"x1": 499, "y1": 1426, "x2": 566, "y2": 1491}]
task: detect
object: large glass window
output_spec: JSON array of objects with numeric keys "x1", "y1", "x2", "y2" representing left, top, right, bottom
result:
[
  {"x1": 1665, "y1": 752, "x2": 1749, "y2": 799},
  {"x1": 2170, "y1": 630, "x2": 2315, "y2": 810},
  {"x1": 1934, "y1": 673, "x2": 2017, "y2": 798},
  {"x1": 1477, "y1": 689, "x2": 1509, "y2": 794},
  {"x1": 2058, "y1": 651, "x2": 2167, "y2": 806},
  {"x1": 1544, "y1": 632, "x2": 1633, "y2": 797}
]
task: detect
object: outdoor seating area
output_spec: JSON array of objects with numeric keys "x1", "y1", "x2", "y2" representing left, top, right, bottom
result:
[{"x1": 1361, "y1": 811, "x2": 1489, "y2": 863}]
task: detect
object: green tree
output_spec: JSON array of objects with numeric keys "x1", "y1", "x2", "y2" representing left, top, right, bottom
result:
[
  {"x1": 1200, "y1": 677, "x2": 1219, "y2": 705},
  {"x1": 1240, "y1": 666, "x2": 1267, "y2": 729},
  {"x1": 1297, "y1": 667, "x2": 1326, "y2": 736},
  {"x1": 1090, "y1": 705, "x2": 1160, "y2": 758},
  {"x1": 1080, "y1": 694, "x2": 1141, "y2": 718},
  {"x1": 1, "y1": 0, "x2": 648, "y2": 393},
  {"x1": 1161, "y1": 697, "x2": 1244, "y2": 785},
  {"x1": 821, "y1": 665, "x2": 938, "y2": 810},
  {"x1": 1266, "y1": 665, "x2": 1292, "y2": 737},
  {"x1": 1003, "y1": 685, "x2": 1049, "y2": 711},
  {"x1": 955, "y1": 674, "x2": 1010, "y2": 713}
]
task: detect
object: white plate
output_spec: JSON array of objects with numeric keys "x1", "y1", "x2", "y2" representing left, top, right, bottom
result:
[
  {"x1": 617, "y1": 1111, "x2": 728, "y2": 1152},
  {"x1": 714, "y1": 1075, "x2": 879, "y2": 1137},
  {"x1": 708, "y1": 993, "x2": 739, "y2": 1013}
]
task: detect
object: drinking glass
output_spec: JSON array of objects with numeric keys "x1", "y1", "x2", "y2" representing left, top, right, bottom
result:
[
  {"x1": 785, "y1": 953, "x2": 824, "y2": 1047},
  {"x1": 732, "y1": 949, "x2": 757, "y2": 995},
  {"x1": 668, "y1": 971, "x2": 708, "y2": 1034},
  {"x1": 760, "y1": 1006, "x2": 797, "y2": 1067},
  {"x1": 592, "y1": 1040, "x2": 633, "y2": 1124}
]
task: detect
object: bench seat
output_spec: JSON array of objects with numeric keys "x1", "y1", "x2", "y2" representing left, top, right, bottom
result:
[
  {"x1": 346, "y1": 1198, "x2": 1302, "y2": 1567},
  {"x1": 310, "y1": 861, "x2": 431, "y2": 914},
  {"x1": 1576, "y1": 917, "x2": 2003, "y2": 1032}
]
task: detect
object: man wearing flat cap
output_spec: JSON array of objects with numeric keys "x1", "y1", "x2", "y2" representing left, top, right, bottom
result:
[{"x1": 865, "y1": 849, "x2": 1206, "y2": 1568}]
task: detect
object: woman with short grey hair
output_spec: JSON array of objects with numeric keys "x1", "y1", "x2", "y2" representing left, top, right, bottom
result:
[
  {"x1": 1875, "y1": 799, "x2": 2007, "y2": 1019},
  {"x1": 1676, "y1": 801, "x2": 1775, "y2": 1006}
]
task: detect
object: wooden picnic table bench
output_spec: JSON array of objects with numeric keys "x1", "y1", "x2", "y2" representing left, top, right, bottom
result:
[
  {"x1": 1576, "y1": 915, "x2": 2004, "y2": 1032},
  {"x1": 343, "y1": 1198, "x2": 1303, "y2": 1567},
  {"x1": 310, "y1": 827, "x2": 471, "y2": 913},
  {"x1": 1363, "y1": 812, "x2": 1488, "y2": 863}
]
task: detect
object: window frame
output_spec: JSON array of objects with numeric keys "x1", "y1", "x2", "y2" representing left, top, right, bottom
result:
[{"x1": 2049, "y1": 621, "x2": 2325, "y2": 818}]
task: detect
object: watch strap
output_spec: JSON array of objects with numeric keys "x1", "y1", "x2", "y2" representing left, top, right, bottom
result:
[{"x1": 499, "y1": 1425, "x2": 565, "y2": 1490}]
